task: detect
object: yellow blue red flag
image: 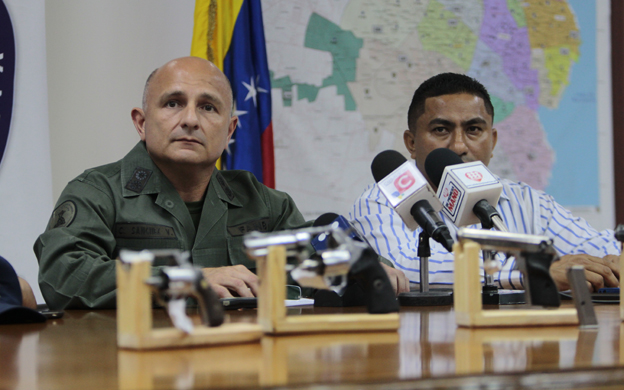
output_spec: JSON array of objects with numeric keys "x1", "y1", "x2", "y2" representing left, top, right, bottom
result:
[{"x1": 191, "y1": 0, "x2": 275, "y2": 188}]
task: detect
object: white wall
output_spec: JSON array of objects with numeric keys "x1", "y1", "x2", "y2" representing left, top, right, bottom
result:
[
  {"x1": 0, "y1": 0, "x2": 53, "y2": 304},
  {"x1": 46, "y1": 0, "x2": 196, "y2": 201},
  {"x1": 37, "y1": 0, "x2": 195, "y2": 303}
]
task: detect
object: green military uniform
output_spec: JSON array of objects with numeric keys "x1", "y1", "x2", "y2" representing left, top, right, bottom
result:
[{"x1": 35, "y1": 142, "x2": 306, "y2": 310}]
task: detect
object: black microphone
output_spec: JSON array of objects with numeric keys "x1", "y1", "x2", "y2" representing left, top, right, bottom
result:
[
  {"x1": 371, "y1": 150, "x2": 454, "y2": 252},
  {"x1": 425, "y1": 148, "x2": 506, "y2": 231},
  {"x1": 311, "y1": 213, "x2": 369, "y2": 251}
]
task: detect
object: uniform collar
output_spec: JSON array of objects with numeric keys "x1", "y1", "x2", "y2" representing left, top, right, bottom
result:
[
  {"x1": 211, "y1": 169, "x2": 243, "y2": 207},
  {"x1": 120, "y1": 142, "x2": 162, "y2": 197}
]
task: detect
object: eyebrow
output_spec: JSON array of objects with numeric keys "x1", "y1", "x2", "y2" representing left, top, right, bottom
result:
[
  {"x1": 428, "y1": 117, "x2": 489, "y2": 127},
  {"x1": 159, "y1": 91, "x2": 224, "y2": 107}
]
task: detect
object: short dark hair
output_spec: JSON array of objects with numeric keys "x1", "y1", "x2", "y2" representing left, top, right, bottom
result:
[{"x1": 407, "y1": 73, "x2": 494, "y2": 130}]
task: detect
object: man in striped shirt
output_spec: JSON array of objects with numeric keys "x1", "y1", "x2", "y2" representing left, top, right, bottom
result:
[{"x1": 350, "y1": 73, "x2": 620, "y2": 292}]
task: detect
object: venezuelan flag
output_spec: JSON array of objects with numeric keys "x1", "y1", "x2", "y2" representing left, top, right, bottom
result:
[{"x1": 191, "y1": 0, "x2": 275, "y2": 188}]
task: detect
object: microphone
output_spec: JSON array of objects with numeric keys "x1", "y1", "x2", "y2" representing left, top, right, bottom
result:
[
  {"x1": 311, "y1": 213, "x2": 368, "y2": 251},
  {"x1": 371, "y1": 150, "x2": 454, "y2": 252},
  {"x1": 424, "y1": 148, "x2": 506, "y2": 232}
]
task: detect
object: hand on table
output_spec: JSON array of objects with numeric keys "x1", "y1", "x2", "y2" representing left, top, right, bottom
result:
[
  {"x1": 549, "y1": 254, "x2": 619, "y2": 292},
  {"x1": 202, "y1": 265, "x2": 259, "y2": 298},
  {"x1": 381, "y1": 263, "x2": 410, "y2": 295}
]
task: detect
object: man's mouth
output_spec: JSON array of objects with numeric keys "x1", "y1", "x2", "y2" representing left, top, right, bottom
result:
[{"x1": 175, "y1": 137, "x2": 202, "y2": 145}]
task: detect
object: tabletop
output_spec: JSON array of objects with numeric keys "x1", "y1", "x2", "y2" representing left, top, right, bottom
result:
[{"x1": 2, "y1": 303, "x2": 624, "y2": 390}]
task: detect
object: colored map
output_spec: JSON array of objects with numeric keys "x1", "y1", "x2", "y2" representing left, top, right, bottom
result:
[{"x1": 262, "y1": 0, "x2": 596, "y2": 219}]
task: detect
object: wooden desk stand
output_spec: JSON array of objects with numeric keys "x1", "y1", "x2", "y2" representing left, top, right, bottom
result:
[
  {"x1": 453, "y1": 240, "x2": 578, "y2": 327},
  {"x1": 255, "y1": 245, "x2": 399, "y2": 334},
  {"x1": 116, "y1": 260, "x2": 262, "y2": 350}
]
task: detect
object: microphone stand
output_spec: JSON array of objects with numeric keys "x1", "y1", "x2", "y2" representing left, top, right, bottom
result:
[
  {"x1": 480, "y1": 216, "x2": 525, "y2": 305},
  {"x1": 398, "y1": 231, "x2": 453, "y2": 306}
]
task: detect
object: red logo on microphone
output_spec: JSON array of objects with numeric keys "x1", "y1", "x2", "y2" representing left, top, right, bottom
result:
[
  {"x1": 465, "y1": 171, "x2": 483, "y2": 182},
  {"x1": 394, "y1": 171, "x2": 415, "y2": 193}
]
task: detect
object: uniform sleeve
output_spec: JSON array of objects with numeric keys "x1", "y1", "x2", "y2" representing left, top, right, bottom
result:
[
  {"x1": 34, "y1": 178, "x2": 119, "y2": 310},
  {"x1": 534, "y1": 190, "x2": 620, "y2": 257}
]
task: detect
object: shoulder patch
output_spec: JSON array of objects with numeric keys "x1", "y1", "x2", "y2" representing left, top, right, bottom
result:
[
  {"x1": 125, "y1": 167, "x2": 152, "y2": 193},
  {"x1": 47, "y1": 201, "x2": 77, "y2": 230},
  {"x1": 216, "y1": 172, "x2": 235, "y2": 201},
  {"x1": 228, "y1": 218, "x2": 270, "y2": 236}
]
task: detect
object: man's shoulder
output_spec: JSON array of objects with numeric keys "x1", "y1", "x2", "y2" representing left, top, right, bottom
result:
[
  {"x1": 70, "y1": 142, "x2": 147, "y2": 188},
  {"x1": 352, "y1": 182, "x2": 385, "y2": 206},
  {"x1": 71, "y1": 160, "x2": 122, "y2": 190},
  {"x1": 498, "y1": 177, "x2": 545, "y2": 201},
  {"x1": 78, "y1": 160, "x2": 122, "y2": 180}
]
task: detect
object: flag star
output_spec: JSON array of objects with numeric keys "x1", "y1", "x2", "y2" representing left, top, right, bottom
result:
[
  {"x1": 232, "y1": 101, "x2": 247, "y2": 129},
  {"x1": 242, "y1": 75, "x2": 268, "y2": 107}
]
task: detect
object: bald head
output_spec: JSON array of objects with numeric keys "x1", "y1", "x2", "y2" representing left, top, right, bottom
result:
[
  {"x1": 131, "y1": 56, "x2": 239, "y2": 176},
  {"x1": 141, "y1": 57, "x2": 234, "y2": 115}
]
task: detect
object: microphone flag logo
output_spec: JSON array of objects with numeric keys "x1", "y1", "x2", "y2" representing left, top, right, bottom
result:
[
  {"x1": 465, "y1": 171, "x2": 483, "y2": 182},
  {"x1": 394, "y1": 170, "x2": 415, "y2": 194}
]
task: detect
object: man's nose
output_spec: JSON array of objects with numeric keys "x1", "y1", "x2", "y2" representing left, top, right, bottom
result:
[
  {"x1": 181, "y1": 105, "x2": 200, "y2": 130},
  {"x1": 448, "y1": 131, "x2": 468, "y2": 156}
]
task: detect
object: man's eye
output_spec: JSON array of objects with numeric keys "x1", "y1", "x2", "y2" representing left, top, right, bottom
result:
[
  {"x1": 467, "y1": 126, "x2": 482, "y2": 133},
  {"x1": 166, "y1": 101, "x2": 179, "y2": 108},
  {"x1": 201, "y1": 104, "x2": 215, "y2": 112},
  {"x1": 432, "y1": 127, "x2": 447, "y2": 134}
]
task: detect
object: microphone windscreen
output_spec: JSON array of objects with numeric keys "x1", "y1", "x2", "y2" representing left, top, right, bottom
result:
[
  {"x1": 425, "y1": 148, "x2": 464, "y2": 187},
  {"x1": 371, "y1": 150, "x2": 407, "y2": 182},
  {"x1": 313, "y1": 212, "x2": 339, "y2": 227}
]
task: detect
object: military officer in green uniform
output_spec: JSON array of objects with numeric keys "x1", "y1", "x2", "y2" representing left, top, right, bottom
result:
[
  {"x1": 34, "y1": 57, "x2": 313, "y2": 310},
  {"x1": 35, "y1": 57, "x2": 410, "y2": 310}
]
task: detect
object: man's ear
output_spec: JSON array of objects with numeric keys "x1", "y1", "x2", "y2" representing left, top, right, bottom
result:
[
  {"x1": 491, "y1": 127, "x2": 498, "y2": 153},
  {"x1": 131, "y1": 108, "x2": 147, "y2": 141},
  {"x1": 226, "y1": 116, "x2": 238, "y2": 144},
  {"x1": 403, "y1": 129, "x2": 417, "y2": 160}
]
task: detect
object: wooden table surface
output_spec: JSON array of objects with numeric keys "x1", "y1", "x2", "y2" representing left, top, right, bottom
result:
[{"x1": 2, "y1": 303, "x2": 624, "y2": 390}]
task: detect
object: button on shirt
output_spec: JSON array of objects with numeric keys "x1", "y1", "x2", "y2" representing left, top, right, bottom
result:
[{"x1": 349, "y1": 178, "x2": 620, "y2": 289}]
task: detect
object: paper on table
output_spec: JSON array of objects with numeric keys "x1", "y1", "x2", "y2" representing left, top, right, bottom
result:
[{"x1": 285, "y1": 298, "x2": 314, "y2": 307}]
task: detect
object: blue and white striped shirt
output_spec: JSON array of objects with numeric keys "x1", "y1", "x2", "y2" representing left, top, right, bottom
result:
[{"x1": 349, "y1": 178, "x2": 620, "y2": 289}]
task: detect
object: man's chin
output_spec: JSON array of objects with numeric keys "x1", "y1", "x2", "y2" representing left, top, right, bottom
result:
[{"x1": 158, "y1": 153, "x2": 214, "y2": 167}]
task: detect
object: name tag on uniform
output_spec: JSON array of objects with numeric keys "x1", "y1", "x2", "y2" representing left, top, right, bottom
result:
[
  {"x1": 113, "y1": 223, "x2": 177, "y2": 239},
  {"x1": 228, "y1": 218, "x2": 270, "y2": 236}
]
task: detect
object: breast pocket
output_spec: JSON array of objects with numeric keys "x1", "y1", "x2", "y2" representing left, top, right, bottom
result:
[{"x1": 114, "y1": 238, "x2": 182, "y2": 266}]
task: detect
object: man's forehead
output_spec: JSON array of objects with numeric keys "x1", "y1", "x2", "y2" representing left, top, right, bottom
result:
[
  {"x1": 421, "y1": 94, "x2": 491, "y2": 122},
  {"x1": 147, "y1": 58, "x2": 230, "y2": 101}
]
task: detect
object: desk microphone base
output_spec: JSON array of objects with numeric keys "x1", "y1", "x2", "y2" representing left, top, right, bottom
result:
[
  {"x1": 398, "y1": 290, "x2": 453, "y2": 306},
  {"x1": 482, "y1": 287, "x2": 526, "y2": 305}
]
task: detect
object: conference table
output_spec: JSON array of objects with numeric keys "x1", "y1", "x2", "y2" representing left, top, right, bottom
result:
[{"x1": 2, "y1": 302, "x2": 624, "y2": 390}]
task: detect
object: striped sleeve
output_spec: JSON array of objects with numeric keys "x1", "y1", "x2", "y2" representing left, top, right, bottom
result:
[{"x1": 349, "y1": 184, "x2": 457, "y2": 287}]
